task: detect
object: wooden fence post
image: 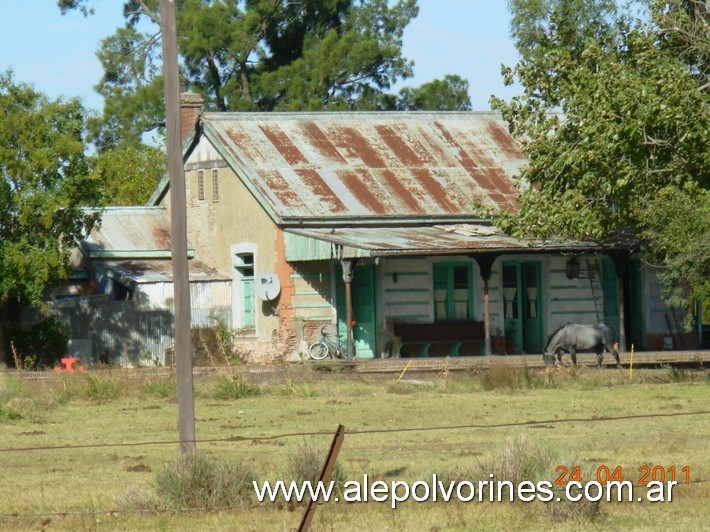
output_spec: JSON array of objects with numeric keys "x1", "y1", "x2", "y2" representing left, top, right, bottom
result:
[{"x1": 299, "y1": 424, "x2": 346, "y2": 532}]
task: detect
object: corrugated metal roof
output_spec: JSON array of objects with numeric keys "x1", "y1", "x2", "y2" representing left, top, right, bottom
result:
[
  {"x1": 83, "y1": 207, "x2": 191, "y2": 256},
  {"x1": 284, "y1": 224, "x2": 599, "y2": 261},
  {"x1": 201, "y1": 112, "x2": 526, "y2": 223},
  {"x1": 94, "y1": 259, "x2": 229, "y2": 285}
]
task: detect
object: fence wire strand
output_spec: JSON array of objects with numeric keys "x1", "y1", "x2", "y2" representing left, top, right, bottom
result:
[{"x1": 0, "y1": 410, "x2": 708, "y2": 454}]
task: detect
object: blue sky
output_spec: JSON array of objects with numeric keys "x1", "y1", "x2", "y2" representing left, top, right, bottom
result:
[{"x1": 0, "y1": 1, "x2": 520, "y2": 112}]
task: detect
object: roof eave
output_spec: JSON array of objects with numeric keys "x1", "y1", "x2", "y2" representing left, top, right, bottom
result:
[{"x1": 86, "y1": 250, "x2": 196, "y2": 259}]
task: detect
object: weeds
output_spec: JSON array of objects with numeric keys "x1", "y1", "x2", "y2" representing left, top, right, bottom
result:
[
  {"x1": 83, "y1": 374, "x2": 123, "y2": 402},
  {"x1": 0, "y1": 406, "x2": 21, "y2": 421},
  {"x1": 481, "y1": 363, "x2": 535, "y2": 391},
  {"x1": 214, "y1": 373, "x2": 260, "y2": 400},
  {"x1": 143, "y1": 376, "x2": 177, "y2": 399},
  {"x1": 472, "y1": 434, "x2": 558, "y2": 485},
  {"x1": 276, "y1": 376, "x2": 319, "y2": 397},
  {"x1": 667, "y1": 366, "x2": 691, "y2": 383}
]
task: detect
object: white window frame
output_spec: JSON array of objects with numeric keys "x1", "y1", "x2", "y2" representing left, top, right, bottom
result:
[{"x1": 231, "y1": 242, "x2": 258, "y2": 334}]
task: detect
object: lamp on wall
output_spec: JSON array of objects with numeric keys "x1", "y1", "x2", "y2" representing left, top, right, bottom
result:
[
  {"x1": 392, "y1": 272, "x2": 398, "y2": 283},
  {"x1": 566, "y1": 257, "x2": 580, "y2": 279}
]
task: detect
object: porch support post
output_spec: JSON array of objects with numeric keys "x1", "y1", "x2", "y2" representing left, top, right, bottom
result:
[
  {"x1": 340, "y1": 256, "x2": 357, "y2": 361},
  {"x1": 608, "y1": 251, "x2": 628, "y2": 353},
  {"x1": 474, "y1": 254, "x2": 499, "y2": 357}
]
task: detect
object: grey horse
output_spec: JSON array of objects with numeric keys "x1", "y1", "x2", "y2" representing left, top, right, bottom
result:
[{"x1": 543, "y1": 323, "x2": 620, "y2": 368}]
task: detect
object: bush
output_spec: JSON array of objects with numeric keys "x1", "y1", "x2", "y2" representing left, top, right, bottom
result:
[
  {"x1": 154, "y1": 452, "x2": 256, "y2": 510},
  {"x1": 191, "y1": 315, "x2": 244, "y2": 367},
  {"x1": 284, "y1": 441, "x2": 347, "y2": 489},
  {"x1": 8, "y1": 317, "x2": 69, "y2": 369}
]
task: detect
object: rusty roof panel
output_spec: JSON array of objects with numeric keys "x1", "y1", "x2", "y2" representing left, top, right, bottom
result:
[
  {"x1": 202, "y1": 112, "x2": 526, "y2": 222},
  {"x1": 83, "y1": 207, "x2": 176, "y2": 253}
]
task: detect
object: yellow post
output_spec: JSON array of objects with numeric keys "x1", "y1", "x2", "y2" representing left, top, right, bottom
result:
[
  {"x1": 397, "y1": 360, "x2": 413, "y2": 383},
  {"x1": 629, "y1": 344, "x2": 635, "y2": 380}
]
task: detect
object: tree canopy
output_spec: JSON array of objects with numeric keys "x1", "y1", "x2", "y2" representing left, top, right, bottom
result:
[
  {"x1": 0, "y1": 71, "x2": 103, "y2": 308},
  {"x1": 489, "y1": 0, "x2": 709, "y2": 323},
  {"x1": 60, "y1": 0, "x2": 471, "y2": 152}
]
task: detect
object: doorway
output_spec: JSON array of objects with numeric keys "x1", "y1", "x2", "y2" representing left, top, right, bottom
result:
[
  {"x1": 502, "y1": 260, "x2": 544, "y2": 354},
  {"x1": 335, "y1": 262, "x2": 377, "y2": 359}
]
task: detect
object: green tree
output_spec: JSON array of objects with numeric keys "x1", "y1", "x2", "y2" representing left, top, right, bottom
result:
[
  {"x1": 396, "y1": 75, "x2": 472, "y2": 111},
  {"x1": 0, "y1": 71, "x2": 103, "y2": 362},
  {"x1": 59, "y1": 0, "x2": 472, "y2": 148},
  {"x1": 93, "y1": 145, "x2": 166, "y2": 205},
  {"x1": 489, "y1": 0, "x2": 709, "y2": 324}
]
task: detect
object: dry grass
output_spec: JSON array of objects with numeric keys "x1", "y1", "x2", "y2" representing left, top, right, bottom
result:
[{"x1": 0, "y1": 366, "x2": 707, "y2": 530}]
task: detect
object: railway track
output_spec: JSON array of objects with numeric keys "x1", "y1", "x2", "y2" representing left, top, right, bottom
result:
[{"x1": 4, "y1": 350, "x2": 707, "y2": 380}]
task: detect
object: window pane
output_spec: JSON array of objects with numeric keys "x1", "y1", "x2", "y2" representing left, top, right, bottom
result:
[{"x1": 453, "y1": 266, "x2": 468, "y2": 289}]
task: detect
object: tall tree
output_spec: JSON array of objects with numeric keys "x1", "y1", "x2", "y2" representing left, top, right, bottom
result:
[
  {"x1": 0, "y1": 71, "x2": 104, "y2": 362},
  {"x1": 59, "y1": 0, "x2": 473, "y2": 150},
  {"x1": 489, "y1": 0, "x2": 709, "y2": 324},
  {"x1": 396, "y1": 75, "x2": 472, "y2": 111}
]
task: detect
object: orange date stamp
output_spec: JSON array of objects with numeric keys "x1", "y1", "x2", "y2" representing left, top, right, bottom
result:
[{"x1": 555, "y1": 465, "x2": 691, "y2": 486}]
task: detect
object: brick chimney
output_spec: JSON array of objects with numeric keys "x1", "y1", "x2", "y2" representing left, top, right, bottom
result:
[{"x1": 180, "y1": 92, "x2": 204, "y2": 142}]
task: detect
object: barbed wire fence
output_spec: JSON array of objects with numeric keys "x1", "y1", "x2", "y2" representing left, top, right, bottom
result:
[{"x1": 0, "y1": 410, "x2": 707, "y2": 522}]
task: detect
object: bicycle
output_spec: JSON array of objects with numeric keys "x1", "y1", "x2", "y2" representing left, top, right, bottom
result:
[{"x1": 308, "y1": 326, "x2": 358, "y2": 360}]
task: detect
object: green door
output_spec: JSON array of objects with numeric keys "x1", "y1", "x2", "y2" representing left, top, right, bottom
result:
[
  {"x1": 521, "y1": 262, "x2": 544, "y2": 353},
  {"x1": 503, "y1": 260, "x2": 544, "y2": 354},
  {"x1": 336, "y1": 263, "x2": 377, "y2": 359}
]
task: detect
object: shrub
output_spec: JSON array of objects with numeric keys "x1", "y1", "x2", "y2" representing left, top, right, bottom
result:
[
  {"x1": 284, "y1": 441, "x2": 347, "y2": 489},
  {"x1": 7, "y1": 317, "x2": 69, "y2": 369},
  {"x1": 154, "y1": 452, "x2": 256, "y2": 510},
  {"x1": 191, "y1": 315, "x2": 244, "y2": 367}
]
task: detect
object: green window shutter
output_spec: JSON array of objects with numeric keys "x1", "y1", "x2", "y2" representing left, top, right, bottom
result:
[{"x1": 242, "y1": 278, "x2": 255, "y2": 329}]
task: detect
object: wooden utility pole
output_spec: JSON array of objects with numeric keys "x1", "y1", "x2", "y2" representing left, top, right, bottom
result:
[{"x1": 161, "y1": 0, "x2": 196, "y2": 453}]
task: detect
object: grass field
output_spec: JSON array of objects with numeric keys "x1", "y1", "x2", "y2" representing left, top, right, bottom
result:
[{"x1": 0, "y1": 364, "x2": 708, "y2": 531}]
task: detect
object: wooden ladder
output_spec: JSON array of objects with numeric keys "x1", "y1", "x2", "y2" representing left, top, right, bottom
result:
[{"x1": 586, "y1": 259, "x2": 604, "y2": 323}]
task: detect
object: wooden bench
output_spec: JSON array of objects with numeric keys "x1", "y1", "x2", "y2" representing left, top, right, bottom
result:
[{"x1": 393, "y1": 321, "x2": 485, "y2": 358}]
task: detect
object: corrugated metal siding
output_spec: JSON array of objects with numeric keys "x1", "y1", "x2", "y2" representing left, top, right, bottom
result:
[
  {"x1": 202, "y1": 112, "x2": 526, "y2": 221},
  {"x1": 22, "y1": 294, "x2": 232, "y2": 367},
  {"x1": 284, "y1": 232, "x2": 372, "y2": 261},
  {"x1": 136, "y1": 280, "x2": 231, "y2": 320}
]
